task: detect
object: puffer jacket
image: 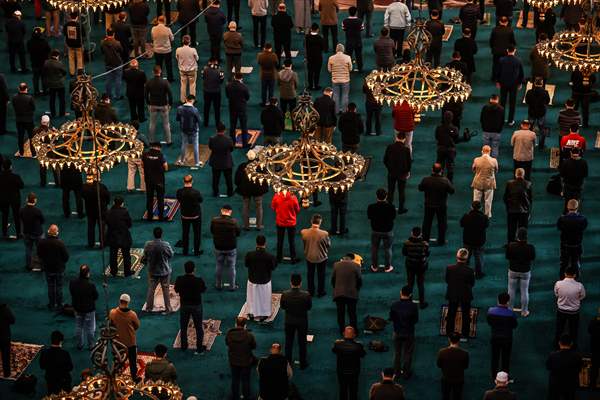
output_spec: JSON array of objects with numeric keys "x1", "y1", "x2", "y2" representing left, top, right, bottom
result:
[
  {"x1": 402, "y1": 236, "x2": 430, "y2": 270},
  {"x1": 225, "y1": 327, "x2": 256, "y2": 367},
  {"x1": 327, "y1": 51, "x2": 352, "y2": 83}
]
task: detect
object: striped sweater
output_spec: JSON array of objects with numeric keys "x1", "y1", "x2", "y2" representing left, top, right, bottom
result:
[
  {"x1": 557, "y1": 108, "x2": 581, "y2": 136},
  {"x1": 327, "y1": 52, "x2": 352, "y2": 84}
]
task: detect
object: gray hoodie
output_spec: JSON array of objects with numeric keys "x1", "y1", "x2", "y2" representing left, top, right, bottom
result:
[{"x1": 277, "y1": 69, "x2": 298, "y2": 100}]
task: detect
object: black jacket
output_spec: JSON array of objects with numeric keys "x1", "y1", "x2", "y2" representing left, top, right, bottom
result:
[
  {"x1": 104, "y1": 206, "x2": 133, "y2": 247},
  {"x1": 0, "y1": 170, "x2": 23, "y2": 205},
  {"x1": 176, "y1": 186, "x2": 203, "y2": 218},
  {"x1": 383, "y1": 142, "x2": 412, "y2": 177},
  {"x1": 174, "y1": 274, "x2": 207, "y2": 306},
  {"x1": 111, "y1": 20, "x2": 132, "y2": 60},
  {"x1": 480, "y1": 103, "x2": 505, "y2": 133},
  {"x1": 94, "y1": 103, "x2": 118, "y2": 124},
  {"x1": 437, "y1": 346, "x2": 469, "y2": 383},
  {"x1": 459, "y1": 3, "x2": 480, "y2": 28},
  {"x1": 19, "y1": 205, "x2": 44, "y2": 237},
  {"x1": 100, "y1": 37, "x2": 123, "y2": 68},
  {"x1": 314, "y1": 95, "x2": 337, "y2": 127},
  {"x1": 225, "y1": 80, "x2": 249, "y2": 111},
  {"x1": 5, "y1": 16, "x2": 25, "y2": 44},
  {"x1": 60, "y1": 165, "x2": 83, "y2": 190},
  {"x1": 305, "y1": 33, "x2": 324, "y2": 63},
  {"x1": 367, "y1": 201, "x2": 396, "y2": 232},
  {"x1": 338, "y1": 111, "x2": 364, "y2": 145},
  {"x1": 546, "y1": 349, "x2": 583, "y2": 390},
  {"x1": 418, "y1": 174, "x2": 455, "y2": 207},
  {"x1": 177, "y1": 0, "x2": 201, "y2": 24},
  {"x1": 425, "y1": 19, "x2": 444, "y2": 50},
  {"x1": 281, "y1": 287, "x2": 312, "y2": 326},
  {"x1": 0, "y1": 304, "x2": 15, "y2": 342},
  {"x1": 129, "y1": 0, "x2": 150, "y2": 26},
  {"x1": 142, "y1": 148, "x2": 166, "y2": 185},
  {"x1": 208, "y1": 134, "x2": 234, "y2": 170},
  {"x1": 235, "y1": 161, "x2": 268, "y2": 197},
  {"x1": 369, "y1": 380, "x2": 406, "y2": 400},
  {"x1": 81, "y1": 182, "x2": 110, "y2": 217},
  {"x1": 525, "y1": 86, "x2": 550, "y2": 118},
  {"x1": 27, "y1": 33, "x2": 51, "y2": 69},
  {"x1": 343, "y1": 17, "x2": 364, "y2": 46},
  {"x1": 496, "y1": 55, "x2": 524, "y2": 88},
  {"x1": 503, "y1": 178, "x2": 532, "y2": 214},
  {"x1": 260, "y1": 105, "x2": 285, "y2": 137},
  {"x1": 559, "y1": 158, "x2": 588, "y2": 189},
  {"x1": 202, "y1": 64, "x2": 224, "y2": 93},
  {"x1": 435, "y1": 121, "x2": 459, "y2": 150},
  {"x1": 332, "y1": 338, "x2": 366, "y2": 375},
  {"x1": 11, "y1": 92, "x2": 35, "y2": 123},
  {"x1": 494, "y1": 0, "x2": 513, "y2": 17},
  {"x1": 486, "y1": 305, "x2": 518, "y2": 340},
  {"x1": 506, "y1": 241, "x2": 536, "y2": 273},
  {"x1": 69, "y1": 277, "x2": 98, "y2": 313},
  {"x1": 122, "y1": 67, "x2": 147, "y2": 99},
  {"x1": 42, "y1": 58, "x2": 67, "y2": 89},
  {"x1": 225, "y1": 327, "x2": 256, "y2": 367},
  {"x1": 258, "y1": 354, "x2": 289, "y2": 400},
  {"x1": 557, "y1": 212, "x2": 587, "y2": 246},
  {"x1": 145, "y1": 76, "x2": 173, "y2": 106},
  {"x1": 402, "y1": 236, "x2": 429, "y2": 270},
  {"x1": 460, "y1": 209, "x2": 489, "y2": 247},
  {"x1": 445, "y1": 262, "x2": 475, "y2": 302},
  {"x1": 37, "y1": 236, "x2": 69, "y2": 273},
  {"x1": 489, "y1": 25, "x2": 516, "y2": 56},
  {"x1": 389, "y1": 299, "x2": 419, "y2": 337},
  {"x1": 204, "y1": 6, "x2": 226, "y2": 36},
  {"x1": 39, "y1": 346, "x2": 73, "y2": 388},
  {"x1": 454, "y1": 37, "x2": 478, "y2": 73},
  {"x1": 210, "y1": 215, "x2": 241, "y2": 250},
  {"x1": 245, "y1": 248, "x2": 278, "y2": 284},
  {"x1": 271, "y1": 11, "x2": 294, "y2": 41}
]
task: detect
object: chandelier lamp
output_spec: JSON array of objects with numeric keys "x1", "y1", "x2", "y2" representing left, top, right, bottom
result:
[
  {"x1": 47, "y1": 0, "x2": 129, "y2": 12},
  {"x1": 245, "y1": 93, "x2": 366, "y2": 207},
  {"x1": 32, "y1": 75, "x2": 143, "y2": 175},
  {"x1": 365, "y1": 18, "x2": 471, "y2": 122}
]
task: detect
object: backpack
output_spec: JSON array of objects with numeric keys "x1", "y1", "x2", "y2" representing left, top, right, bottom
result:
[{"x1": 364, "y1": 315, "x2": 387, "y2": 332}]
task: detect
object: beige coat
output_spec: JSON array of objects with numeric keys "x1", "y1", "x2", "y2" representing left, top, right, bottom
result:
[
  {"x1": 319, "y1": 0, "x2": 338, "y2": 25},
  {"x1": 471, "y1": 154, "x2": 498, "y2": 190}
]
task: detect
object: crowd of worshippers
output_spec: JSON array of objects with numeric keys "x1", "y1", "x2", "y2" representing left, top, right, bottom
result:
[{"x1": 0, "y1": 0, "x2": 599, "y2": 399}]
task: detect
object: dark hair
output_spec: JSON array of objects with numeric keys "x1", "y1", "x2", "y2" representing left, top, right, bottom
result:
[
  {"x1": 565, "y1": 267, "x2": 578, "y2": 276},
  {"x1": 462, "y1": 27, "x2": 471, "y2": 36},
  {"x1": 153, "y1": 65, "x2": 162, "y2": 75},
  {"x1": 186, "y1": 94, "x2": 196, "y2": 101},
  {"x1": 396, "y1": 131, "x2": 406, "y2": 140},
  {"x1": 411, "y1": 226, "x2": 422, "y2": 237},
  {"x1": 154, "y1": 344, "x2": 168, "y2": 357},
  {"x1": 498, "y1": 292, "x2": 510, "y2": 305},
  {"x1": 284, "y1": 59, "x2": 292, "y2": 67},
  {"x1": 448, "y1": 333, "x2": 461, "y2": 344},
  {"x1": 269, "y1": 97, "x2": 278, "y2": 105},
  {"x1": 507, "y1": 45, "x2": 515, "y2": 53},
  {"x1": 264, "y1": 42, "x2": 272, "y2": 49},
  {"x1": 311, "y1": 214, "x2": 322, "y2": 224},
  {"x1": 490, "y1": 94, "x2": 499, "y2": 101},
  {"x1": 452, "y1": 51, "x2": 461, "y2": 59},
  {"x1": 256, "y1": 234, "x2": 266, "y2": 246},
  {"x1": 559, "y1": 334, "x2": 573, "y2": 346},
  {"x1": 432, "y1": 163, "x2": 443, "y2": 174},
  {"x1": 347, "y1": 102, "x2": 357, "y2": 111},
  {"x1": 217, "y1": 122, "x2": 227, "y2": 132},
  {"x1": 51, "y1": 330, "x2": 64, "y2": 345},
  {"x1": 430, "y1": 9, "x2": 439, "y2": 17},
  {"x1": 27, "y1": 192, "x2": 37, "y2": 203},
  {"x1": 570, "y1": 123, "x2": 579, "y2": 132},
  {"x1": 114, "y1": 196, "x2": 124, "y2": 206},
  {"x1": 471, "y1": 201, "x2": 481, "y2": 210},
  {"x1": 376, "y1": 188, "x2": 387, "y2": 201},
  {"x1": 236, "y1": 316, "x2": 247, "y2": 327},
  {"x1": 290, "y1": 273, "x2": 302, "y2": 286},
  {"x1": 348, "y1": 6, "x2": 357, "y2": 15},
  {"x1": 184, "y1": 261, "x2": 195, "y2": 274},
  {"x1": 106, "y1": 28, "x2": 114, "y2": 36},
  {"x1": 153, "y1": 227, "x2": 163, "y2": 239},
  {"x1": 50, "y1": 49, "x2": 61, "y2": 58},
  {"x1": 234, "y1": 72, "x2": 243, "y2": 80},
  {"x1": 311, "y1": 23, "x2": 319, "y2": 31},
  {"x1": 382, "y1": 367, "x2": 395, "y2": 377},
  {"x1": 565, "y1": 98, "x2": 575, "y2": 107},
  {"x1": 79, "y1": 264, "x2": 90, "y2": 279},
  {"x1": 381, "y1": 27, "x2": 389, "y2": 36},
  {"x1": 401, "y1": 285, "x2": 412, "y2": 296}
]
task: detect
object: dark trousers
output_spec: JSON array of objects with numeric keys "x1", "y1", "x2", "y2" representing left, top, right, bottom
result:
[
  {"x1": 547, "y1": 383, "x2": 576, "y2": 400},
  {"x1": 365, "y1": 102, "x2": 382, "y2": 135},
  {"x1": 128, "y1": 96, "x2": 145, "y2": 122},
  {"x1": 500, "y1": 85, "x2": 518, "y2": 122},
  {"x1": 127, "y1": 346, "x2": 138, "y2": 378},
  {"x1": 590, "y1": 350, "x2": 600, "y2": 388},
  {"x1": 322, "y1": 25, "x2": 338, "y2": 52},
  {"x1": 513, "y1": 159, "x2": 532, "y2": 181},
  {"x1": 491, "y1": 337, "x2": 512, "y2": 378},
  {"x1": 285, "y1": 323, "x2": 308, "y2": 366},
  {"x1": 555, "y1": 310, "x2": 580, "y2": 348},
  {"x1": 426, "y1": 46, "x2": 441, "y2": 67},
  {"x1": 1, "y1": 201, "x2": 20, "y2": 237},
  {"x1": 559, "y1": 244, "x2": 582, "y2": 278},
  {"x1": 387, "y1": 175, "x2": 406, "y2": 210},
  {"x1": 422, "y1": 206, "x2": 447, "y2": 242},
  {"x1": 507, "y1": 213, "x2": 528, "y2": 243},
  {"x1": 389, "y1": 28, "x2": 405, "y2": 58},
  {"x1": 46, "y1": 377, "x2": 71, "y2": 395},
  {"x1": 345, "y1": 42, "x2": 362, "y2": 70},
  {"x1": 48, "y1": 87, "x2": 66, "y2": 117},
  {"x1": 492, "y1": 53, "x2": 502, "y2": 81},
  {"x1": 16, "y1": 122, "x2": 35, "y2": 156},
  {"x1": 357, "y1": 9, "x2": 372, "y2": 36},
  {"x1": 109, "y1": 245, "x2": 131, "y2": 276},
  {"x1": 32, "y1": 67, "x2": 45, "y2": 94},
  {"x1": 229, "y1": 109, "x2": 248, "y2": 146},
  {"x1": 307, "y1": 260, "x2": 326, "y2": 296},
  {"x1": 62, "y1": 188, "x2": 83, "y2": 218},
  {"x1": 335, "y1": 297, "x2": 357, "y2": 334},
  {"x1": 209, "y1": 33, "x2": 222, "y2": 60},
  {"x1": 203, "y1": 92, "x2": 221, "y2": 126},
  {"x1": 261, "y1": 78, "x2": 275, "y2": 105},
  {"x1": 330, "y1": 202, "x2": 347, "y2": 233},
  {"x1": 252, "y1": 15, "x2": 267, "y2": 47},
  {"x1": 0, "y1": 101, "x2": 6, "y2": 134},
  {"x1": 156, "y1": 0, "x2": 171, "y2": 23},
  {"x1": 307, "y1": 60, "x2": 322, "y2": 89},
  {"x1": 154, "y1": 52, "x2": 174, "y2": 81},
  {"x1": 436, "y1": 148, "x2": 456, "y2": 182},
  {"x1": 45, "y1": 271, "x2": 64, "y2": 308},
  {"x1": 406, "y1": 267, "x2": 425, "y2": 303},
  {"x1": 86, "y1": 214, "x2": 104, "y2": 247},
  {"x1": 212, "y1": 168, "x2": 233, "y2": 196},
  {"x1": 180, "y1": 21, "x2": 197, "y2": 45},
  {"x1": 573, "y1": 93, "x2": 591, "y2": 127},
  {"x1": 276, "y1": 225, "x2": 296, "y2": 260},
  {"x1": 230, "y1": 365, "x2": 251, "y2": 400},
  {"x1": 441, "y1": 379, "x2": 464, "y2": 400},
  {"x1": 181, "y1": 217, "x2": 201, "y2": 255},
  {"x1": 393, "y1": 334, "x2": 415, "y2": 375},
  {"x1": 0, "y1": 339, "x2": 10, "y2": 377},
  {"x1": 337, "y1": 373, "x2": 359, "y2": 400},
  {"x1": 227, "y1": 0, "x2": 240, "y2": 22},
  {"x1": 8, "y1": 42, "x2": 26, "y2": 72},
  {"x1": 40, "y1": 166, "x2": 60, "y2": 187},
  {"x1": 146, "y1": 183, "x2": 165, "y2": 221},
  {"x1": 179, "y1": 304, "x2": 203, "y2": 349},
  {"x1": 280, "y1": 98, "x2": 297, "y2": 115},
  {"x1": 446, "y1": 301, "x2": 471, "y2": 338},
  {"x1": 274, "y1": 38, "x2": 292, "y2": 62}
]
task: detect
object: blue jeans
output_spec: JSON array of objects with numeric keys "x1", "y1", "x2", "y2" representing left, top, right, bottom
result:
[
  {"x1": 105, "y1": 67, "x2": 123, "y2": 99},
  {"x1": 371, "y1": 231, "x2": 393, "y2": 268},
  {"x1": 466, "y1": 245, "x2": 484, "y2": 275},
  {"x1": 332, "y1": 82, "x2": 350, "y2": 114},
  {"x1": 45, "y1": 271, "x2": 64, "y2": 308},
  {"x1": 24, "y1": 234, "x2": 41, "y2": 269},
  {"x1": 508, "y1": 270, "x2": 531, "y2": 312},
  {"x1": 215, "y1": 249, "x2": 237, "y2": 289},
  {"x1": 482, "y1": 131, "x2": 501, "y2": 158},
  {"x1": 261, "y1": 78, "x2": 275, "y2": 105},
  {"x1": 180, "y1": 130, "x2": 199, "y2": 164},
  {"x1": 75, "y1": 311, "x2": 96, "y2": 349}
]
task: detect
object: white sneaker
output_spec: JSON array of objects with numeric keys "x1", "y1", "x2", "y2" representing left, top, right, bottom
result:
[{"x1": 521, "y1": 310, "x2": 530, "y2": 317}]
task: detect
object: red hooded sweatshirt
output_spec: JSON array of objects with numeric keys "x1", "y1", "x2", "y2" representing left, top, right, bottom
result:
[
  {"x1": 392, "y1": 101, "x2": 415, "y2": 133},
  {"x1": 271, "y1": 192, "x2": 300, "y2": 227}
]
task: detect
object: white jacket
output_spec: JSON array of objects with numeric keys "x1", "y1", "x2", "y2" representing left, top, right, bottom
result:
[
  {"x1": 384, "y1": 1, "x2": 412, "y2": 29},
  {"x1": 176, "y1": 45, "x2": 199, "y2": 72}
]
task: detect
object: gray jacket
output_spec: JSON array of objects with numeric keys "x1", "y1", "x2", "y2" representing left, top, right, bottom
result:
[
  {"x1": 373, "y1": 36, "x2": 395, "y2": 68},
  {"x1": 331, "y1": 259, "x2": 362, "y2": 300},
  {"x1": 143, "y1": 239, "x2": 174, "y2": 277}
]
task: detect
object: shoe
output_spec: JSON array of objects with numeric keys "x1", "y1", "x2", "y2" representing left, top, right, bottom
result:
[
  {"x1": 420, "y1": 302, "x2": 429, "y2": 309},
  {"x1": 397, "y1": 208, "x2": 408, "y2": 215},
  {"x1": 521, "y1": 310, "x2": 530, "y2": 317},
  {"x1": 460, "y1": 337, "x2": 468, "y2": 343},
  {"x1": 508, "y1": 120, "x2": 515, "y2": 127},
  {"x1": 214, "y1": 284, "x2": 223, "y2": 291},
  {"x1": 402, "y1": 371, "x2": 413, "y2": 380},
  {"x1": 370, "y1": 265, "x2": 378, "y2": 273},
  {"x1": 384, "y1": 265, "x2": 394, "y2": 273},
  {"x1": 229, "y1": 285, "x2": 239, "y2": 291}
]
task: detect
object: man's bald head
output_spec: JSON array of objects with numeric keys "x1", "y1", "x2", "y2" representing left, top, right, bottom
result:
[{"x1": 48, "y1": 224, "x2": 59, "y2": 237}]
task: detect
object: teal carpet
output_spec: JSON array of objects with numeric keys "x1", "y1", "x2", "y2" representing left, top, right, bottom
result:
[{"x1": 0, "y1": 3, "x2": 599, "y2": 400}]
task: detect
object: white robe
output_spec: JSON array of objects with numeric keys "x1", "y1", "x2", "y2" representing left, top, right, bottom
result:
[
  {"x1": 246, "y1": 281, "x2": 272, "y2": 318},
  {"x1": 294, "y1": 0, "x2": 312, "y2": 31}
]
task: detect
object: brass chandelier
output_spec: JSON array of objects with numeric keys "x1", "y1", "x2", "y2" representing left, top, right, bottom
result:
[
  {"x1": 32, "y1": 75, "x2": 143, "y2": 175},
  {"x1": 245, "y1": 93, "x2": 366, "y2": 206},
  {"x1": 43, "y1": 324, "x2": 183, "y2": 400},
  {"x1": 365, "y1": 18, "x2": 471, "y2": 122},
  {"x1": 47, "y1": 0, "x2": 129, "y2": 12}
]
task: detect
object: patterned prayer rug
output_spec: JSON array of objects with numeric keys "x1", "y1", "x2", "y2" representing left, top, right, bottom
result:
[
  {"x1": 142, "y1": 284, "x2": 181, "y2": 312},
  {"x1": 172, "y1": 319, "x2": 222, "y2": 351},
  {"x1": 443, "y1": 25, "x2": 453, "y2": 41},
  {"x1": 238, "y1": 293, "x2": 282, "y2": 323},
  {"x1": 235, "y1": 129, "x2": 261, "y2": 148},
  {"x1": 142, "y1": 198, "x2": 180, "y2": 221},
  {"x1": 357, "y1": 156, "x2": 372, "y2": 182},
  {"x1": 549, "y1": 148, "x2": 560, "y2": 169},
  {"x1": 181, "y1": 144, "x2": 211, "y2": 167},
  {"x1": 122, "y1": 351, "x2": 160, "y2": 379},
  {"x1": 516, "y1": 10, "x2": 535, "y2": 29},
  {"x1": 0, "y1": 342, "x2": 43, "y2": 380},
  {"x1": 439, "y1": 306, "x2": 479, "y2": 338},
  {"x1": 104, "y1": 248, "x2": 144, "y2": 277},
  {"x1": 522, "y1": 82, "x2": 556, "y2": 105},
  {"x1": 579, "y1": 357, "x2": 600, "y2": 387}
]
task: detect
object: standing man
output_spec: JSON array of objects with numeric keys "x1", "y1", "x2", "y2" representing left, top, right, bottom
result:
[
  {"x1": 559, "y1": 149, "x2": 588, "y2": 210},
  {"x1": 554, "y1": 268, "x2": 586, "y2": 347},
  {"x1": 384, "y1": 132, "x2": 412, "y2": 214},
  {"x1": 319, "y1": 0, "x2": 338, "y2": 52},
  {"x1": 111, "y1": 12, "x2": 132, "y2": 63},
  {"x1": 20, "y1": 192, "x2": 44, "y2": 270},
  {"x1": 208, "y1": 122, "x2": 235, "y2": 197},
  {"x1": 342, "y1": 7, "x2": 364, "y2": 72},
  {"x1": 313, "y1": 87, "x2": 337, "y2": 143},
  {"x1": 69, "y1": 264, "x2": 98, "y2": 350},
  {"x1": 384, "y1": 0, "x2": 412, "y2": 58},
  {"x1": 37, "y1": 225, "x2": 70, "y2": 310},
  {"x1": 0, "y1": 73, "x2": 8, "y2": 135},
  {"x1": 459, "y1": 201, "x2": 489, "y2": 279},
  {"x1": 419, "y1": 163, "x2": 455, "y2": 245},
  {"x1": 489, "y1": 16, "x2": 516, "y2": 86},
  {"x1": 471, "y1": 145, "x2": 498, "y2": 218},
  {"x1": 338, "y1": 103, "x2": 364, "y2": 152},
  {"x1": 332, "y1": 326, "x2": 366, "y2": 400},
  {"x1": 389, "y1": 285, "x2": 419, "y2": 379},
  {"x1": 373, "y1": 27, "x2": 395, "y2": 71},
  {"x1": 63, "y1": 12, "x2": 84, "y2": 75},
  {"x1": 105, "y1": 197, "x2": 133, "y2": 277},
  {"x1": 211, "y1": 204, "x2": 241, "y2": 290},
  {"x1": 301, "y1": 214, "x2": 331, "y2": 298},
  {"x1": 100, "y1": 29, "x2": 123, "y2": 100},
  {"x1": 483, "y1": 372, "x2": 516, "y2": 400},
  {"x1": 223, "y1": 21, "x2": 243, "y2": 81},
  {"x1": 453, "y1": 29, "x2": 477, "y2": 82},
  {"x1": 503, "y1": 168, "x2": 532, "y2": 244},
  {"x1": 487, "y1": 292, "x2": 518, "y2": 379},
  {"x1": 122, "y1": 60, "x2": 147, "y2": 122},
  {"x1": 331, "y1": 254, "x2": 362, "y2": 334},
  {"x1": 557, "y1": 199, "x2": 587, "y2": 277},
  {"x1": 435, "y1": 111, "x2": 459, "y2": 182},
  {"x1": 234, "y1": 150, "x2": 268, "y2": 229},
  {"x1": 204, "y1": 0, "x2": 227, "y2": 60},
  {"x1": 369, "y1": 368, "x2": 405, "y2": 399},
  {"x1": 557, "y1": 100, "x2": 581, "y2": 144},
  {"x1": 174, "y1": 261, "x2": 207, "y2": 353},
  {"x1": 202, "y1": 57, "x2": 224, "y2": 127},
  {"x1": 525, "y1": 77, "x2": 551, "y2": 147},
  {"x1": 445, "y1": 248, "x2": 475, "y2": 340},
  {"x1": 6, "y1": 10, "x2": 27, "y2": 73},
  {"x1": 546, "y1": 334, "x2": 583, "y2": 400},
  {"x1": 61, "y1": 165, "x2": 83, "y2": 219},
  {"x1": 257, "y1": 43, "x2": 279, "y2": 106},
  {"x1": 143, "y1": 227, "x2": 174, "y2": 314},
  {"x1": 495, "y1": 46, "x2": 523, "y2": 126},
  {"x1": 281, "y1": 273, "x2": 312, "y2": 369},
  {"x1": 244, "y1": 235, "x2": 278, "y2": 321},
  {"x1": 176, "y1": 175, "x2": 203, "y2": 256},
  {"x1": 177, "y1": 0, "x2": 201, "y2": 45},
  {"x1": 12, "y1": 82, "x2": 36, "y2": 157},
  {"x1": 142, "y1": 142, "x2": 168, "y2": 221},
  {"x1": 480, "y1": 94, "x2": 505, "y2": 158},
  {"x1": 81, "y1": 174, "x2": 110, "y2": 248},
  {"x1": 392, "y1": 101, "x2": 415, "y2": 153},
  {"x1": 257, "y1": 343, "x2": 292, "y2": 400},
  {"x1": 357, "y1": 0, "x2": 374, "y2": 38},
  {"x1": 129, "y1": 0, "x2": 150, "y2": 58},
  {"x1": 436, "y1": 333, "x2": 470, "y2": 400},
  {"x1": 278, "y1": 60, "x2": 299, "y2": 117},
  {"x1": 271, "y1": 191, "x2": 300, "y2": 263},
  {"x1": 271, "y1": 3, "x2": 294, "y2": 61},
  {"x1": 42, "y1": 50, "x2": 67, "y2": 118},
  {"x1": 328, "y1": 44, "x2": 352, "y2": 114},
  {"x1": 226, "y1": 317, "x2": 256, "y2": 400},
  {"x1": 249, "y1": 0, "x2": 268, "y2": 49},
  {"x1": 402, "y1": 227, "x2": 430, "y2": 308},
  {"x1": 109, "y1": 294, "x2": 141, "y2": 379},
  {"x1": 425, "y1": 10, "x2": 444, "y2": 67},
  {"x1": 305, "y1": 23, "x2": 325, "y2": 90},
  {"x1": 367, "y1": 188, "x2": 396, "y2": 272},
  {"x1": 151, "y1": 16, "x2": 175, "y2": 81},
  {"x1": 459, "y1": 0, "x2": 480, "y2": 39},
  {"x1": 506, "y1": 227, "x2": 536, "y2": 317},
  {"x1": 225, "y1": 73, "x2": 250, "y2": 147},
  {"x1": 145, "y1": 65, "x2": 173, "y2": 144},
  {"x1": 39, "y1": 331, "x2": 73, "y2": 395},
  {"x1": 0, "y1": 159, "x2": 23, "y2": 238},
  {"x1": 175, "y1": 95, "x2": 202, "y2": 167},
  {"x1": 176, "y1": 35, "x2": 199, "y2": 104}
]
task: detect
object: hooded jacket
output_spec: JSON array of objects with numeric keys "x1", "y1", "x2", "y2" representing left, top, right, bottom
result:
[
  {"x1": 27, "y1": 31, "x2": 51, "y2": 69},
  {"x1": 278, "y1": 68, "x2": 298, "y2": 100},
  {"x1": 145, "y1": 358, "x2": 177, "y2": 382},
  {"x1": 225, "y1": 327, "x2": 256, "y2": 367}
]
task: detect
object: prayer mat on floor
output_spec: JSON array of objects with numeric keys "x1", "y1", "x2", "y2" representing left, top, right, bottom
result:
[
  {"x1": 13, "y1": 140, "x2": 34, "y2": 158},
  {"x1": 172, "y1": 319, "x2": 222, "y2": 351},
  {"x1": 142, "y1": 284, "x2": 181, "y2": 312},
  {"x1": 443, "y1": 25, "x2": 453, "y2": 41},
  {"x1": 579, "y1": 357, "x2": 600, "y2": 387},
  {"x1": 151, "y1": 11, "x2": 178, "y2": 25},
  {"x1": 522, "y1": 82, "x2": 556, "y2": 105},
  {"x1": 122, "y1": 351, "x2": 160, "y2": 379},
  {"x1": 550, "y1": 147, "x2": 560, "y2": 169},
  {"x1": 516, "y1": 10, "x2": 535, "y2": 28},
  {"x1": 231, "y1": 66, "x2": 254, "y2": 74},
  {"x1": 180, "y1": 144, "x2": 210, "y2": 167},
  {"x1": 0, "y1": 342, "x2": 42, "y2": 380},
  {"x1": 103, "y1": 248, "x2": 144, "y2": 277},
  {"x1": 235, "y1": 129, "x2": 261, "y2": 148},
  {"x1": 238, "y1": 293, "x2": 282, "y2": 323},
  {"x1": 142, "y1": 198, "x2": 180, "y2": 221},
  {"x1": 439, "y1": 306, "x2": 479, "y2": 338}
]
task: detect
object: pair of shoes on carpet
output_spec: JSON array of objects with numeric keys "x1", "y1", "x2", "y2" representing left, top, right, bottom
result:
[{"x1": 370, "y1": 265, "x2": 394, "y2": 273}]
